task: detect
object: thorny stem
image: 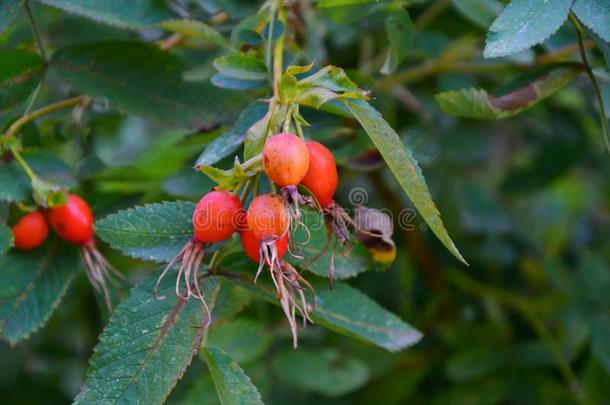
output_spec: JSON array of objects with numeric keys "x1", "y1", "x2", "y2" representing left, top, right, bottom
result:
[
  {"x1": 24, "y1": 0, "x2": 47, "y2": 62},
  {"x1": 447, "y1": 271, "x2": 588, "y2": 405},
  {"x1": 569, "y1": 13, "x2": 610, "y2": 155}
]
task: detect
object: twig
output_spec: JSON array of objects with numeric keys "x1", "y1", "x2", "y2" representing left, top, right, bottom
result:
[{"x1": 569, "y1": 13, "x2": 610, "y2": 154}]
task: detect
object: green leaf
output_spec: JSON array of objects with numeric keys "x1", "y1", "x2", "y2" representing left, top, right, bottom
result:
[
  {"x1": 35, "y1": 0, "x2": 175, "y2": 29},
  {"x1": 211, "y1": 73, "x2": 267, "y2": 90},
  {"x1": 221, "y1": 269, "x2": 422, "y2": 352},
  {"x1": 0, "y1": 242, "x2": 79, "y2": 344},
  {"x1": 592, "y1": 313, "x2": 610, "y2": 373},
  {"x1": 195, "y1": 101, "x2": 268, "y2": 167},
  {"x1": 0, "y1": 0, "x2": 21, "y2": 34},
  {"x1": 572, "y1": 0, "x2": 610, "y2": 42},
  {"x1": 484, "y1": 0, "x2": 573, "y2": 58},
  {"x1": 74, "y1": 271, "x2": 220, "y2": 404},
  {"x1": 159, "y1": 19, "x2": 231, "y2": 48},
  {"x1": 0, "y1": 150, "x2": 76, "y2": 204},
  {"x1": 381, "y1": 9, "x2": 413, "y2": 75},
  {"x1": 0, "y1": 49, "x2": 45, "y2": 112},
  {"x1": 271, "y1": 348, "x2": 370, "y2": 397},
  {"x1": 435, "y1": 63, "x2": 582, "y2": 119},
  {"x1": 452, "y1": 0, "x2": 503, "y2": 29},
  {"x1": 287, "y1": 208, "x2": 373, "y2": 279},
  {"x1": 50, "y1": 41, "x2": 242, "y2": 129},
  {"x1": 344, "y1": 99, "x2": 467, "y2": 264},
  {"x1": 213, "y1": 55, "x2": 268, "y2": 81},
  {"x1": 0, "y1": 223, "x2": 13, "y2": 254},
  {"x1": 95, "y1": 201, "x2": 195, "y2": 263},
  {"x1": 207, "y1": 318, "x2": 272, "y2": 364},
  {"x1": 202, "y1": 347, "x2": 264, "y2": 405}
]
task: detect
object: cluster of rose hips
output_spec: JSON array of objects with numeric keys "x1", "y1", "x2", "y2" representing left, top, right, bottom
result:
[
  {"x1": 10, "y1": 194, "x2": 118, "y2": 308},
  {"x1": 160, "y1": 132, "x2": 351, "y2": 347}
]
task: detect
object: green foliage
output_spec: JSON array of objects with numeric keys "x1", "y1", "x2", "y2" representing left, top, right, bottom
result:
[
  {"x1": 0, "y1": 0, "x2": 21, "y2": 34},
  {"x1": 435, "y1": 63, "x2": 582, "y2": 118},
  {"x1": 50, "y1": 41, "x2": 242, "y2": 128},
  {"x1": 381, "y1": 8, "x2": 413, "y2": 74},
  {"x1": 95, "y1": 201, "x2": 196, "y2": 263},
  {"x1": 572, "y1": 0, "x2": 610, "y2": 42},
  {"x1": 484, "y1": 0, "x2": 573, "y2": 58},
  {"x1": 0, "y1": 242, "x2": 79, "y2": 344},
  {"x1": 202, "y1": 347, "x2": 264, "y2": 405},
  {"x1": 0, "y1": 223, "x2": 13, "y2": 254},
  {"x1": 0, "y1": 49, "x2": 44, "y2": 112},
  {"x1": 35, "y1": 0, "x2": 175, "y2": 29},
  {"x1": 75, "y1": 272, "x2": 220, "y2": 404}
]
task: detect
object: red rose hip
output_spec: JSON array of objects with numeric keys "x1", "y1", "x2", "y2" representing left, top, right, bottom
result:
[
  {"x1": 300, "y1": 141, "x2": 338, "y2": 208},
  {"x1": 12, "y1": 211, "x2": 49, "y2": 250}
]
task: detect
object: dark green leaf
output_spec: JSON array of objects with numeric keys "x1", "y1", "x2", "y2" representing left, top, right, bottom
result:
[
  {"x1": 344, "y1": 99, "x2": 467, "y2": 264},
  {"x1": 484, "y1": 0, "x2": 573, "y2": 58},
  {"x1": 0, "y1": 49, "x2": 45, "y2": 112},
  {"x1": 211, "y1": 73, "x2": 267, "y2": 90},
  {"x1": 0, "y1": 242, "x2": 79, "y2": 344},
  {"x1": 381, "y1": 9, "x2": 413, "y2": 75},
  {"x1": 74, "y1": 271, "x2": 220, "y2": 404},
  {"x1": 436, "y1": 63, "x2": 581, "y2": 119},
  {"x1": 0, "y1": 162, "x2": 28, "y2": 203},
  {"x1": 271, "y1": 348, "x2": 370, "y2": 397},
  {"x1": 222, "y1": 270, "x2": 422, "y2": 352},
  {"x1": 50, "y1": 41, "x2": 242, "y2": 129},
  {"x1": 207, "y1": 318, "x2": 272, "y2": 364},
  {"x1": 195, "y1": 101, "x2": 268, "y2": 167},
  {"x1": 95, "y1": 201, "x2": 195, "y2": 263},
  {"x1": 0, "y1": 223, "x2": 13, "y2": 254},
  {"x1": 35, "y1": 0, "x2": 175, "y2": 29},
  {"x1": 162, "y1": 168, "x2": 215, "y2": 198},
  {"x1": 592, "y1": 313, "x2": 610, "y2": 373},
  {"x1": 213, "y1": 55, "x2": 268, "y2": 81},
  {"x1": 572, "y1": 0, "x2": 610, "y2": 42},
  {"x1": 0, "y1": 0, "x2": 21, "y2": 34},
  {"x1": 203, "y1": 347, "x2": 264, "y2": 405},
  {"x1": 287, "y1": 207, "x2": 373, "y2": 279}
]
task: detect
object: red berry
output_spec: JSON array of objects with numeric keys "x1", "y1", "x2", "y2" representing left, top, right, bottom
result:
[
  {"x1": 12, "y1": 211, "x2": 49, "y2": 250},
  {"x1": 240, "y1": 229, "x2": 288, "y2": 263},
  {"x1": 263, "y1": 133, "x2": 310, "y2": 187},
  {"x1": 49, "y1": 194, "x2": 94, "y2": 245},
  {"x1": 193, "y1": 190, "x2": 243, "y2": 243},
  {"x1": 300, "y1": 141, "x2": 338, "y2": 208},
  {"x1": 246, "y1": 194, "x2": 289, "y2": 239}
]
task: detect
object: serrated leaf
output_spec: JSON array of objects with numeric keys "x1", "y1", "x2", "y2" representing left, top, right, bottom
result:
[
  {"x1": 213, "y1": 55, "x2": 268, "y2": 81},
  {"x1": 381, "y1": 9, "x2": 413, "y2": 75},
  {"x1": 159, "y1": 19, "x2": 230, "y2": 48},
  {"x1": 0, "y1": 242, "x2": 79, "y2": 344},
  {"x1": 572, "y1": 0, "x2": 610, "y2": 42},
  {"x1": 35, "y1": 0, "x2": 175, "y2": 29},
  {"x1": 344, "y1": 99, "x2": 467, "y2": 264},
  {"x1": 484, "y1": 0, "x2": 573, "y2": 58},
  {"x1": 203, "y1": 347, "x2": 264, "y2": 405},
  {"x1": 287, "y1": 208, "x2": 374, "y2": 279},
  {"x1": 195, "y1": 101, "x2": 268, "y2": 167},
  {"x1": 0, "y1": 223, "x2": 13, "y2": 254},
  {"x1": 221, "y1": 269, "x2": 422, "y2": 352},
  {"x1": 95, "y1": 201, "x2": 195, "y2": 263},
  {"x1": 271, "y1": 348, "x2": 370, "y2": 397},
  {"x1": 0, "y1": 49, "x2": 45, "y2": 112},
  {"x1": 435, "y1": 63, "x2": 581, "y2": 119},
  {"x1": 50, "y1": 41, "x2": 242, "y2": 129},
  {"x1": 74, "y1": 271, "x2": 220, "y2": 404},
  {"x1": 0, "y1": 0, "x2": 21, "y2": 34}
]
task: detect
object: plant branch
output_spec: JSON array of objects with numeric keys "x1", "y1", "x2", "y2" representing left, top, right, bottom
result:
[
  {"x1": 272, "y1": 0, "x2": 286, "y2": 98},
  {"x1": 569, "y1": 13, "x2": 610, "y2": 154},
  {"x1": 24, "y1": 0, "x2": 47, "y2": 63},
  {"x1": 4, "y1": 96, "x2": 85, "y2": 139}
]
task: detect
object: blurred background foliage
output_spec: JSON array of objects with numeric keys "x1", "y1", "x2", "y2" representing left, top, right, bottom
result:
[{"x1": 1, "y1": 0, "x2": 610, "y2": 404}]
